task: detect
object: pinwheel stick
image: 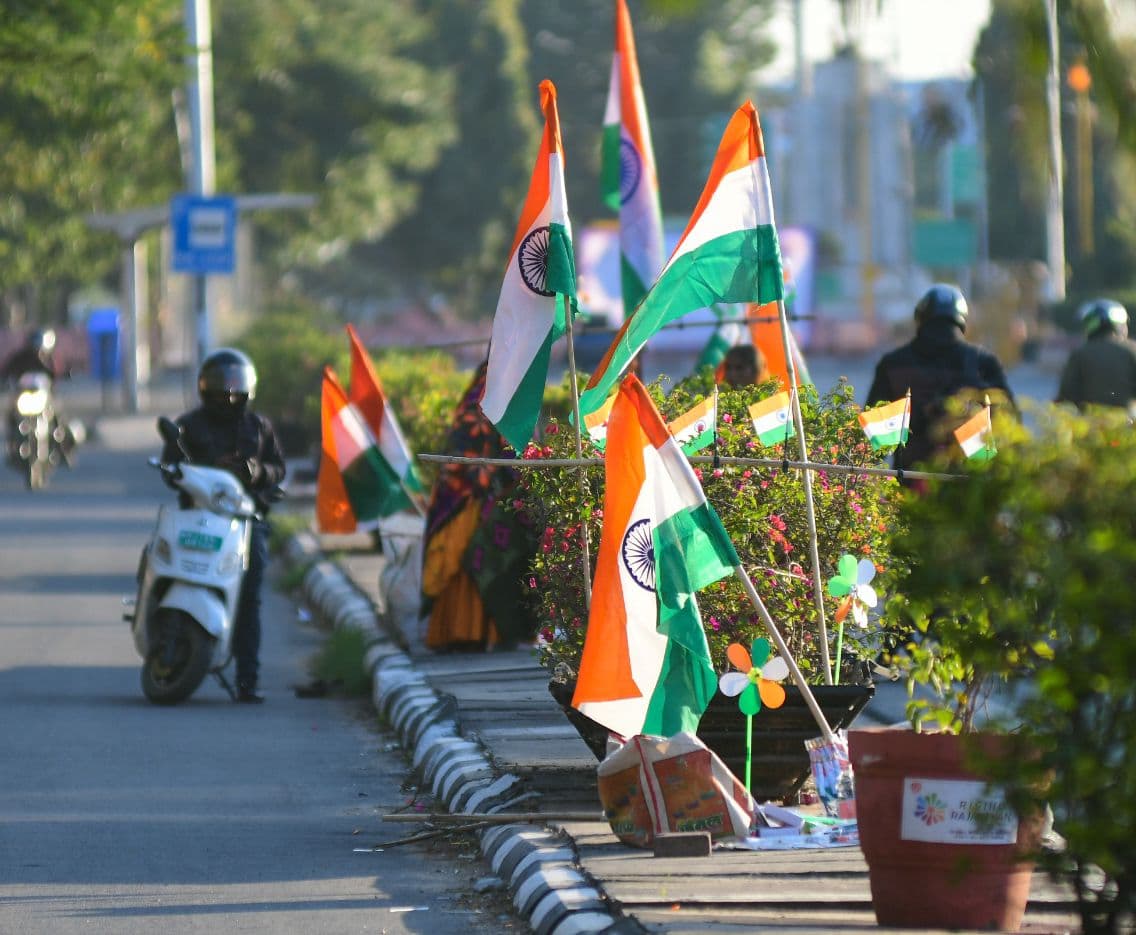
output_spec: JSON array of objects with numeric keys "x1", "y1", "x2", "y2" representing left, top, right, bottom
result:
[
  {"x1": 745, "y1": 713, "x2": 754, "y2": 792},
  {"x1": 833, "y1": 623, "x2": 845, "y2": 686},
  {"x1": 733, "y1": 564, "x2": 837, "y2": 744}
]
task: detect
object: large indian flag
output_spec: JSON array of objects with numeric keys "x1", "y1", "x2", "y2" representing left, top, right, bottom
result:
[
  {"x1": 480, "y1": 79, "x2": 577, "y2": 452},
  {"x1": 572, "y1": 374, "x2": 739, "y2": 739},
  {"x1": 602, "y1": 0, "x2": 664, "y2": 314},
  {"x1": 347, "y1": 324, "x2": 423, "y2": 501},
  {"x1": 579, "y1": 100, "x2": 784, "y2": 417},
  {"x1": 316, "y1": 367, "x2": 409, "y2": 533}
]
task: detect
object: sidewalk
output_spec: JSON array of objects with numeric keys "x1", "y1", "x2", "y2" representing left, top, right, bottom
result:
[{"x1": 283, "y1": 520, "x2": 1079, "y2": 935}]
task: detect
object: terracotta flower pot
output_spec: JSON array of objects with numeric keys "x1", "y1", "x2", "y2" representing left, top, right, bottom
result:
[{"x1": 849, "y1": 728, "x2": 1046, "y2": 932}]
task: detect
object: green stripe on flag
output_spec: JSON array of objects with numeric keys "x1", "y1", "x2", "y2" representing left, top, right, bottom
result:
[
  {"x1": 494, "y1": 327, "x2": 559, "y2": 452},
  {"x1": 546, "y1": 222, "x2": 577, "y2": 313},
  {"x1": 601, "y1": 124, "x2": 621, "y2": 212},
  {"x1": 620, "y1": 254, "x2": 649, "y2": 315},
  {"x1": 341, "y1": 448, "x2": 411, "y2": 523}
]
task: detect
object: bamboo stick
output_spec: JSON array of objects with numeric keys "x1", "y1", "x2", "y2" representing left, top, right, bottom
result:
[{"x1": 563, "y1": 306, "x2": 593, "y2": 608}]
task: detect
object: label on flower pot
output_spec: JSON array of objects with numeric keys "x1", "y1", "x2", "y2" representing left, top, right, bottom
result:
[{"x1": 899, "y1": 777, "x2": 1018, "y2": 845}]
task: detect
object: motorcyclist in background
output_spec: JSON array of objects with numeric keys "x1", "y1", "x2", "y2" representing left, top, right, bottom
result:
[
  {"x1": 161, "y1": 348, "x2": 286, "y2": 703},
  {"x1": 1055, "y1": 298, "x2": 1136, "y2": 413},
  {"x1": 1, "y1": 328, "x2": 73, "y2": 466}
]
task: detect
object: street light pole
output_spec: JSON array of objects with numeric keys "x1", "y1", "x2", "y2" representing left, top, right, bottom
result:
[
  {"x1": 185, "y1": 0, "x2": 217, "y2": 368},
  {"x1": 1044, "y1": 0, "x2": 1067, "y2": 301}
]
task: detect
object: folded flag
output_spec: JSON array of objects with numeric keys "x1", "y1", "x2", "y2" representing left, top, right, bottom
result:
[
  {"x1": 579, "y1": 100, "x2": 785, "y2": 418},
  {"x1": 667, "y1": 393, "x2": 717, "y2": 455},
  {"x1": 316, "y1": 367, "x2": 411, "y2": 533},
  {"x1": 954, "y1": 405, "x2": 996, "y2": 461},
  {"x1": 347, "y1": 324, "x2": 423, "y2": 499},
  {"x1": 480, "y1": 79, "x2": 577, "y2": 452},
  {"x1": 584, "y1": 389, "x2": 617, "y2": 449},
  {"x1": 858, "y1": 396, "x2": 911, "y2": 451},
  {"x1": 573, "y1": 374, "x2": 739, "y2": 739},
  {"x1": 748, "y1": 392, "x2": 793, "y2": 447}
]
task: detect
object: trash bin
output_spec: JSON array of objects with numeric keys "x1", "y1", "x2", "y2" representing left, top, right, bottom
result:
[{"x1": 86, "y1": 308, "x2": 120, "y2": 382}]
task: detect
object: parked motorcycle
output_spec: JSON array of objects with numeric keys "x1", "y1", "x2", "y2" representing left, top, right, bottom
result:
[{"x1": 125, "y1": 417, "x2": 277, "y2": 704}]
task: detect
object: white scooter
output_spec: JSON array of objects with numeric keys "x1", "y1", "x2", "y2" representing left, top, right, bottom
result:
[{"x1": 126, "y1": 417, "x2": 272, "y2": 704}]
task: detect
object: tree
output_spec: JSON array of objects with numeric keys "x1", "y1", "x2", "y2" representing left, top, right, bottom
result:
[{"x1": 0, "y1": 0, "x2": 184, "y2": 325}]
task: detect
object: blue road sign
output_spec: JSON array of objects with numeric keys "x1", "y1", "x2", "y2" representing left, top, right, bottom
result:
[{"x1": 171, "y1": 194, "x2": 237, "y2": 274}]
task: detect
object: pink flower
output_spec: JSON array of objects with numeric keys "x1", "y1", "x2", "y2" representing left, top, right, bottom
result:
[
  {"x1": 693, "y1": 468, "x2": 703, "y2": 480},
  {"x1": 528, "y1": 576, "x2": 537, "y2": 589},
  {"x1": 712, "y1": 468, "x2": 724, "y2": 479},
  {"x1": 852, "y1": 503, "x2": 863, "y2": 514},
  {"x1": 722, "y1": 413, "x2": 733, "y2": 424},
  {"x1": 547, "y1": 423, "x2": 560, "y2": 435}
]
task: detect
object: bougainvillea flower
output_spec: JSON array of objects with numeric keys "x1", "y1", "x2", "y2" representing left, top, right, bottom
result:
[
  {"x1": 718, "y1": 637, "x2": 789, "y2": 715},
  {"x1": 826, "y1": 553, "x2": 878, "y2": 629}
]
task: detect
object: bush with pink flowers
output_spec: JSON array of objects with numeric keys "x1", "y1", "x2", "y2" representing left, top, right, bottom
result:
[{"x1": 515, "y1": 370, "x2": 906, "y2": 684}]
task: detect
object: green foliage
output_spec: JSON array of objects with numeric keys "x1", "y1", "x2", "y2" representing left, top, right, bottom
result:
[
  {"x1": 516, "y1": 371, "x2": 904, "y2": 682},
  {"x1": 237, "y1": 300, "x2": 348, "y2": 456},
  {"x1": 881, "y1": 403, "x2": 1136, "y2": 933},
  {"x1": 308, "y1": 625, "x2": 372, "y2": 697}
]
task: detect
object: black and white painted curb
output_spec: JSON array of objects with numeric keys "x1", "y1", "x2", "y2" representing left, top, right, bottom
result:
[{"x1": 283, "y1": 532, "x2": 640, "y2": 935}]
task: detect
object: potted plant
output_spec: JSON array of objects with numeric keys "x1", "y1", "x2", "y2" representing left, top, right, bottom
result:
[
  {"x1": 853, "y1": 403, "x2": 1136, "y2": 933},
  {"x1": 514, "y1": 369, "x2": 904, "y2": 801}
]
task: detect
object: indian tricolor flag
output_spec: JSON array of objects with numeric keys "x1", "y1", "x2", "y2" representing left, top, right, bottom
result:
[
  {"x1": 858, "y1": 396, "x2": 911, "y2": 451},
  {"x1": 748, "y1": 391, "x2": 792, "y2": 447},
  {"x1": 667, "y1": 393, "x2": 717, "y2": 455},
  {"x1": 579, "y1": 100, "x2": 784, "y2": 418},
  {"x1": 572, "y1": 374, "x2": 738, "y2": 739},
  {"x1": 602, "y1": 0, "x2": 664, "y2": 314},
  {"x1": 480, "y1": 79, "x2": 577, "y2": 452},
  {"x1": 954, "y1": 405, "x2": 997, "y2": 461},
  {"x1": 347, "y1": 325, "x2": 423, "y2": 503},
  {"x1": 584, "y1": 390, "x2": 617, "y2": 449},
  {"x1": 317, "y1": 368, "x2": 411, "y2": 533},
  {"x1": 749, "y1": 302, "x2": 812, "y2": 389}
]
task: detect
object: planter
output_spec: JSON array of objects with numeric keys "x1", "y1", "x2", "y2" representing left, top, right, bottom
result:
[
  {"x1": 849, "y1": 728, "x2": 1046, "y2": 932},
  {"x1": 549, "y1": 678, "x2": 874, "y2": 803}
]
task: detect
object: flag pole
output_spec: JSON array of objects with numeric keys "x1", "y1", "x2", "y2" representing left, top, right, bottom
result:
[
  {"x1": 774, "y1": 299, "x2": 834, "y2": 685},
  {"x1": 563, "y1": 300, "x2": 594, "y2": 608},
  {"x1": 733, "y1": 563, "x2": 836, "y2": 744}
]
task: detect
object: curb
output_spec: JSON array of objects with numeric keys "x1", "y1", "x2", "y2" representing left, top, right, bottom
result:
[{"x1": 284, "y1": 531, "x2": 639, "y2": 935}]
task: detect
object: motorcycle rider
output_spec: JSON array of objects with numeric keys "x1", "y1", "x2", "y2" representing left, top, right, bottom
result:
[
  {"x1": 161, "y1": 348, "x2": 286, "y2": 703},
  {"x1": 1055, "y1": 298, "x2": 1136, "y2": 412},
  {"x1": 866, "y1": 284, "x2": 1016, "y2": 484},
  {"x1": 1, "y1": 328, "x2": 71, "y2": 466}
]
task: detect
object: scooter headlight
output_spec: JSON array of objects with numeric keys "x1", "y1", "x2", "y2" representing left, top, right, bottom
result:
[{"x1": 15, "y1": 390, "x2": 48, "y2": 416}]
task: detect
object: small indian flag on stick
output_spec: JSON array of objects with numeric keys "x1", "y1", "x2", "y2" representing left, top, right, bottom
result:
[
  {"x1": 667, "y1": 392, "x2": 717, "y2": 455},
  {"x1": 858, "y1": 395, "x2": 910, "y2": 451},
  {"x1": 748, "y1": 391, "x2": 792, "y2": 447},
  {"x1": 954, "y1": 403, "x2": 997, "y2": 461}
]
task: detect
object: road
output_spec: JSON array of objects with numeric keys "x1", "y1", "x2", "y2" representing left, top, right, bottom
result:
[{"x1": 0, "y1": 423, "x2": 518, "y2": 934}]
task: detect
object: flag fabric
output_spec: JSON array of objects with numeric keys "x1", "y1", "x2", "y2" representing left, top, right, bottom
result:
[
  {"x1": 695, "y1": 304, "x2": 747, "y2": 373},
  {"x1": 603, "y1": 0, "x2": 665, "y2": 315},
  {"x1": 584, "y1": 389, "x2": 617, "y2": 449},
  {"x1": 748, "y1": 302, "x2": 812, "y2": 389},
  {"x1": 347, "y1": 324, "x2": 423, "y2": 500},
  {"x1": 480, "y1": 79, "x2": 577, "y2": 452},
  {"x1": 954, "y1": 405, "x2": 996, "y2": 460},
  {"x1": 572, "y1": 374, "x2": 739, "y2": 739},
  {"x1": 580, "y1": 100, "x2": 785, "y2": 417},
  {"x1": 748, "y1": 392, "x2": 793, "y2": 447},
  {"x1": 858, "y1": 396, "x2": 911, "y2": 451},
  {"x1": 316, "y1": 368, "x2": 410, "y2": 533},
  {"x1": 667, "y1": 393, "x2": 717, "y2": 455}
]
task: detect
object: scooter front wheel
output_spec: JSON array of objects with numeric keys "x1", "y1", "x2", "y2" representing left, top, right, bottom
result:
[{"x1": 141, "y1": 609, "x2": 215, "y2": 705}]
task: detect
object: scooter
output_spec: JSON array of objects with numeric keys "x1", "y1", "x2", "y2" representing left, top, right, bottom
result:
[{"x1": 125, "y1": 416, "x2": 266, "y2": 704}]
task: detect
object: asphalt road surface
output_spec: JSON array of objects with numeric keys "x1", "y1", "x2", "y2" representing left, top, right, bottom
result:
[{"x1": 0, "y1": 423, "x2": 519, "y2": 934}]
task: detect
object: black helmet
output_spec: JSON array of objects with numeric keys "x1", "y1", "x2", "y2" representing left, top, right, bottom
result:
[
  {"x1": 1079, "y1": 298, "x2": 1128, "y2": 338},
  {"x1": 198, "y1": 348, "x2": 257, "y2": 415},
  {"x1": 914, "y1": 284, "x2": 969, "y2": 332}
]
